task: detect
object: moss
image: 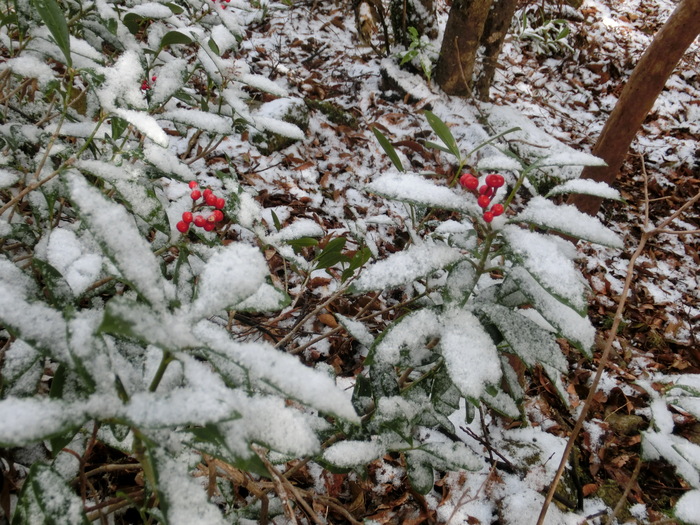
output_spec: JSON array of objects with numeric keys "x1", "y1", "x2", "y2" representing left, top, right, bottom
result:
[{"x1": 305, "y1": 98, "x2": 358, "y2": 129}]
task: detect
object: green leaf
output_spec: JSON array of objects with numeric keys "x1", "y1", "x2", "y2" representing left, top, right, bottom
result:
[
  {"x1": 270, "y1": 209, "x2": 282, "y2": 231},
  {"x1": 33, "y1": 0, "x2": 71, "y2": 67},
  {"x1": 372, "y1": 127, "x2": 404, "y2": 172},
  {"x1": 463, "y1": 126, "x2": 521, "y2": 159},
  {"x1": 31, "y1": 258, "x2": 73, "y2": 306},
  {"x1": 122, "y1": 13, "x2": 143, "y2": 34},
  {"x1": 166, "y1": 2, "x2": 184, "y2": 14},
  {"x1": 405, "y1": 453, "x2": 434, "y2": 494},
  {"x1": 341, "y1": 245, "x2": 372, "y2": 282},
  {"x1": 110, "y1": 116, "x2": 129, "y2": 140},
  {"x1": 160, "y1": 30, "x2": 193, "y2": 48},
  {"x1": 423, "y1": 111, "x2": 460, "y2": 160},
  {"x1": 12, "y1": 464, "x2": 89, "y2": 525},
  {"x1": 423, "y1": 140, "x2": 453, "y2": 155},
  {"x1": 208, "y1": 38, "x2": 220, "y2": 56},
  {"x1": 314, "y1": 237, "x2": 348, "y2": 270}
]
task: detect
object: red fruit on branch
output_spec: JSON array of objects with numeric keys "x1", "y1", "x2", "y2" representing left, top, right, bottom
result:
[
  {"x1": 205, "y1": 193, "x2": 218, "y2": 206},
  {"x1": 193, "y1": 215, "x2": 206, "y2": 227},
  {"x1": 190, "y1": 189, "x2": 201, "y2": 200},
  {"x1": 483, "y1": 211, "x2": 494, "y2": 223},
  {"x1": 182, "y1": 211, "x2": 193, "y2": 223},
  {"x1": 188, "y1": 181, "x2": 198, "y2": 189},
  {"x1": 212, "y1": 210, "x2": 224, "y2": 222},
  {"x1": 491, "y1": 203, "x2": 504, "y2": 216},
  {"x1": 203, "y1": 222, "x2": 215, "y2": 232},
  {"x1": 215, "y1": 197, "x2": 226, "y2": 210},
  {"x1": 477, "y1": 195, "x2": 491, "y2": 208},
  {"x1": 176, "y1": 221, "x2": 189, "y2": 233},
  {"x1": 459, "y1": 173, "x2": 479, "y2": 191},
  {"x1": 485, "y1": 174, "x2": 505, "y2": 188}
]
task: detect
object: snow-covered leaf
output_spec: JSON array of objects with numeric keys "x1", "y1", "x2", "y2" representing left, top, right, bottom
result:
[
  {"x1": 149, "y1": 448, "x2": 228, "y2": 525},
  {"x1": 371, "y1": 308, "x2": 442, "y2": 366},
  {"x1": 65, "y1": 172, "x2": 174, "y2": 309},
  {"x1": 194, "y1": 322, "x2": 360, "y2": 423},
  {"x1": 643, "y1": 431, "x2": 700, "y2": 489},
  {"x1": 364, "y1": 172, "x2": 473, "y2": 213},
  {"x1": 12, "y1": 464, "x2": 88, "y2": 524},
  {"x1": 350, "y1": 242, "x2": 465, "y2": 293},
  {"x1": 508, "y1": 267, "x2": 595, "y2": 354},
  {"x1": 478, "y1": 302, "x2": 567, "y2": 372},
  {"x1": 190, "y1": 243, "x2": 269, "y2": 319},
  {"x1": 323, "y1": 439, "x2": 385, "y2": 468},
  {"x1": 502, "y1": 225, "x2": 589, "y2": 314},
  {"x1": 546, "y1": 179, "x2": 622, "y2": 200},
  {"x1": 439, "y1": 309, "x2": 501, "y2": 401},
  {"x1": 0, "y1": 397, "x2": 87, "y2": 447},
  {"x1": 101, "y1": 297, "x2": 197, "y2": 350},
  {"x1": 511, "y1": 196, "x2": 623, "y2": 248}
]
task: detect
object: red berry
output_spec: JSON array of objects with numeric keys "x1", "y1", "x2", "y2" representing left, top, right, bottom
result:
[
  {"x1": 193, "y1": 215, "x2": 206, "y2": 227},
  {"x1": 212, "y1": 210, "x2": 224, "y2": 222},
  {"x1": 203, "y1": 221, "x2": 215, "y2": 232},
  {"x1": 479, "y1": 184, "x2": 491, "y2": 195},
  {"x1": 459, "y1": 173, "x2": 479, "y2": 191},
  {"x1": 485, "y1": 174, "x2": 505, "y2": 188},
  {"x1": 191, "y1": 189, "x2": 201, "y2": 200},
  {"x1": 477, "y1": 195, "x2": 491, "y2": 208},
  {"x1": 215, "y1": 197, "x2": 226, "y2": 210},
  {"x1": 151, "y1": 75, "x2": 157, "y2": 81},
  {"x1": 176, "y1": 221, "x2": 189, "y2": 233},
  {"x1": 188, "y1": 181, "x2": 198, "y2": 189},
  {"x1": 203, "y1": 188, "x2": 212, "y2": 197},
  {"x1": 182, "y1": 211, "x2": 193, "y2": 223},
  {"x1": 491, "y1": 203, "x2": 504, "y2": 216},
  {"x1": 205, "y1": 193, "x2": 217, "y2": 206},
  {"x1": 483, "y1": 211, "x2": 494, "y2": 223}
]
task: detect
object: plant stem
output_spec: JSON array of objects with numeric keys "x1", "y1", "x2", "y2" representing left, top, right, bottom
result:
[{"x1": 148, "y1": 350, "x2": 173, "y2": 392}]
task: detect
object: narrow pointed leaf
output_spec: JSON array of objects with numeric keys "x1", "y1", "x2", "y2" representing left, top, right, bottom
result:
[
  {"x1": 33, "y1": 0, "x2": 71, "y2": 67},
  {"x1": 372, "y1": 127, "x2": 404, "y2": 172}
]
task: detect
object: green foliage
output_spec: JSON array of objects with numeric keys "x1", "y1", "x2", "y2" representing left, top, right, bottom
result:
[
  {"x1": 324, "y1": 111, "x2": 622, "y2": 492},
  {"x1": 0, "y1": 0, "x2": 355, "y2": 522}
]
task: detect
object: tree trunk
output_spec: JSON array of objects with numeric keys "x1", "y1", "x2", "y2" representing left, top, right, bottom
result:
[
  {"x1": 568, "y1": 0, "x2": 700, "y2": 216},
  {"x1": 435, "y1": 0, "x2": 492, "y2": 96},
  {"x1": 475, "y1": 0, "x2": 519, "y2": 101}
]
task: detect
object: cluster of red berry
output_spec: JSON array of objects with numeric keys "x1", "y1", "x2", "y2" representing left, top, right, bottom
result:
[
  {"x1": 141, "y1": 76, "x2": 157, "y2": 91},
  {"x1": 216, "y1": 0, "x2": 231, "y2": 8},
  {"x1": 459, "y1": 173, "x2": 506, "y2": 223},
  {"x1": 176, "y1": 181, "x2": 226, "y2": 233}
]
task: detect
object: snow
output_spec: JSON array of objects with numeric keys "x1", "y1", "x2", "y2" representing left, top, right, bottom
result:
[
  {"x1": 364, "y1": 171, "x2": 475, "y2": 214},
  {"x1": 65, "y1": 172, "x2": 174, "y2": 309},
  {"x1": 512, "y1": 196, "x2": 624, "y2": 248},
  {"x1": 190, "y1": 243, "x2": 269, "y2": 318},
  {"x1": 351, "y1": 242, "x2": 465, "y2": 293},
  {"x1": 675, "y1": 489, "x2": 700, "y2": 525},
  {"x1": 323, "y1": 439, "x2": 385, "y2": 468},
  {"x1": 502, "y1": 225, "x2": 588, "y2": 313}
]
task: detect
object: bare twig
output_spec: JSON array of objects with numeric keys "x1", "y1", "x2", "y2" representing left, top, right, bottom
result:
[
  {"x1": 537, "y1": 155, "x2": 700, "y2": 524},
  {"x1": 605, "y1": 458, "x2": 642, "y2": 525}
]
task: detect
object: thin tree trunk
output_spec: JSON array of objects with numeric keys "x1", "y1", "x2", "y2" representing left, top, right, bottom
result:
[
  {"x1": 568, "y1": 0, "x2": 700, "y2": 216},
  {"x1": 475, "y1": 0, "x2": 519, "y2": 101},
  {"x1": 435, "y1": 0, "x2": 493, "y2": 95}
]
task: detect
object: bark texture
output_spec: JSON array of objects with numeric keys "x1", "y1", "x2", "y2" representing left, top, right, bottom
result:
[
  {"x1": 435, "y1": 0, "x2": 492, "y2": 95},
  {"x1": 569, "y1": 0, "x2": 700, "y2": 216},
  {"x1": 475, "y1": 0, "x2": 519, "y2": 101}
]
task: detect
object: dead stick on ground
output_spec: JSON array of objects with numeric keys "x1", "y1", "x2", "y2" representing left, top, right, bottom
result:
[{"x1": 537, "y1": 156, "x2": 700, "y2": 525}]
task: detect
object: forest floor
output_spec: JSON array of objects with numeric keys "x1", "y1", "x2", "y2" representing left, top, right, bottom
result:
[{"x1": 199, "y1": 0, "x2": 700, "y2": 523}]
